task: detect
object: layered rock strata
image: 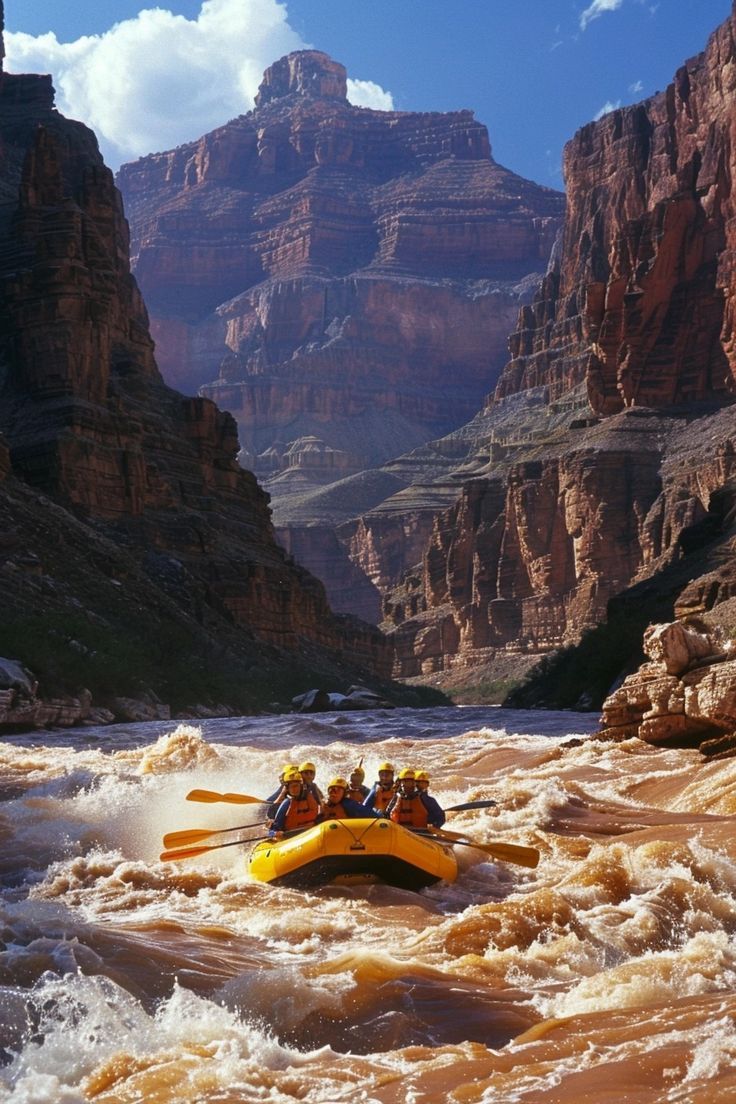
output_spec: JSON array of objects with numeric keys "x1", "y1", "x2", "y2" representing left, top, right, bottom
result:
[
  {"x1": 378, "y1": 6, "x2": 736, "y2": 685},
  {"x1": 384, "y1": 407, "x2": 668, "y2": 677},
  {"x1": 117, "y1": 51, "x2": 563, "y2": 487},
  {"x1": 598, "y1": 620, "x2": 736, "y2": 755},
  {"x1": 493, "y1": 10, "x2": 736, "y2": 415},
  {"x1": 0, "y1": 17, "x2": 398, "y2": 715}
]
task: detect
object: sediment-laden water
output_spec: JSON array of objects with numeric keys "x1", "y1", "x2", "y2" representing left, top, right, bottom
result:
[{"x1": 2, "y1": 705, "x2": 736, "y2": 1103}]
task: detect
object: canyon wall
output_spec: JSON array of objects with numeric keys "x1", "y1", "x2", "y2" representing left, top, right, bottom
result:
[
  {"x1": 117, "y1": 51, "x2": 563, "y2": 490},
  {"x1": 493, "y1": 20, "x2": 736, "y2": 414},
  {"x1": 384, "y1": 5, "x2": 736, "y2": 689},
  {"x1": 0, "y1": 16, "x2": 396, "y2": 712}
]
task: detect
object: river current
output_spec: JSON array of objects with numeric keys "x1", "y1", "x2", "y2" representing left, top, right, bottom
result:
[{"x1": 2, "y1": 705, "x2": 736, "y2": 1103}]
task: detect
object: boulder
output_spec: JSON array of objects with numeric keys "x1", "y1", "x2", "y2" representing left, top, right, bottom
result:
[
  {"x1": 642, "y1": 621, "x2": 723, "y2": 676},
  {"x1": 0, "y1": 657, "x2": 37, "y2": 698},
  {"x1": 111, "y1": 697, "x2": 171, "y2": 722},
  {"x1": 337, "y1": 689, "x2": 394, "y2": 710},
  {"x1": 292, "y1": 688, "x2": 331, "y2": 713},
  {"x1": 599, "y1": 619, "x2": 736, "y2": 753}
]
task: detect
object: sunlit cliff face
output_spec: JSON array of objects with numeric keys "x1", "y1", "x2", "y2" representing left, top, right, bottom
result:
[{"x1": 2, "y1": 708, "x2": 736, "y2": 1101}]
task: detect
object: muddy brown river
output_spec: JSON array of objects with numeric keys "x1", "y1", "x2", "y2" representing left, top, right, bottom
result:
[{"x1": 2, "y1": 706, "x2": 736, "y2": 1102}]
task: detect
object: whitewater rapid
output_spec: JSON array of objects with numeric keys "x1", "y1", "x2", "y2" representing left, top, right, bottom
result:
[{"x1": 2, "y1": 706, "x2": 736, "y2": 1103}]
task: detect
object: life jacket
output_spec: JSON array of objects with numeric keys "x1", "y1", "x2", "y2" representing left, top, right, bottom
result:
[
  {"x1": 372, "y1": 785, "x2": 395, "y2": 813},
  {"x1": 389, "y1": 792, "x2": 429, "y2": 829},
  {"x1": 284, "y1": 790, "x2": 319, "y2": 831},
  {"x1": 347, "y1": 785, "x2": 367, "y2": 803},
  {"x1": 321, "y1": 799, "x2": 351, "y2": 821}
]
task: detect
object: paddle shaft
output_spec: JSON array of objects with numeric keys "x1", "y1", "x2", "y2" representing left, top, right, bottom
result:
[
  {"x1": 186, "y1": 789, "x2": 266, "y2": 804},
  {"x1": 163, "y1": 820, "x2": 265, "y2": 848},
  {"x1": 161, "y1": 821, "x2": 536, "y2": 868},
  {"x1": 186, "y1": 791, "x2": 497, "y2": 812},
  {"x1": 429, "y1": 826, "x2": 539, "y2": 868},
  {"x1": 160, "y1": 835, "x2": 269, "y2": 862},
  {"x1": 446, "y1": 799, "x2": 497, "y2": 812}
]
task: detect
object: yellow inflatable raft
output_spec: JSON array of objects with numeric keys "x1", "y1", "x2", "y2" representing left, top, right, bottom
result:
[{"x1": 248, "y1": 817, "x2": 458, "y2": 890}]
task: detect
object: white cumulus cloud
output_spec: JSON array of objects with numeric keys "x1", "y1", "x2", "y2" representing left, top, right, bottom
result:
[
  {"x1": 594, "y1": 99, "x2": 622, "y2": 120},
  {"x1": 4, "y1": 0, "x2": 394, "y2": 169},
  {"x1": 580, "y1": 0, "x2": 625, "y2": 31},
  {"x1": 346, "y1": 79, "x2": 394, "y2": 112}
]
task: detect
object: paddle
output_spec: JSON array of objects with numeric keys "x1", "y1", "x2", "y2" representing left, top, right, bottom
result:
[
  {"x1": 186, "y1": 789, "x2": 266, "y2": 805},
  {"x1": 160, "y1": 835, "x2": 269, "y2": 863},
  {"x1": 429, "y1": 826, "x2": 539, "y2": 868},
  {"x1": 184, "y1": 792, "x2": 497, "y2": 811},
  {"x1": 163, "y1": 820, "x2": 265, "y2": 849},
  {"x1": 445, "y1": 799, "x2": 497, "y2": 812}
]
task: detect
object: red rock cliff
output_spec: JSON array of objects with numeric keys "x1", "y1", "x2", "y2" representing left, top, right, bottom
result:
[
  {"x1": 116, "y1": 51, "x2": 563, "y2": 481},
  {"x1": 383, "y1": 6, "x2": 736, "y2": 687},
  {"x1": 0, "y1": 19, "x2": 392, "y2": 704},
  {"x1": 494, "y1": 11, "x2": 736, "y2": 415}
]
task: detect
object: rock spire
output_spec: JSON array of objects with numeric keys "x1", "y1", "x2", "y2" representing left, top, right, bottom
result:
[{"x1": 254, "y1": 50, "x2": 348, "y2": 107}]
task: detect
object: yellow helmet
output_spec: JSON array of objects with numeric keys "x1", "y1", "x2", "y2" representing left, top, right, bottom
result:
[
  {"x1": 282, "y1": 768, "x2": 303, "y2": 784},
  {"x1": 397, "y1": 768, "x2": 415, "y2": 780},
  {"x1": 415, "y1": 770, "x2": 430, "y2": 781},
  {"x1": 299, "y1": 761, "x2": 316, "y2": 774},
  {"x1": 350, "y1": 766, "x2": 365, "y2": 780},
  {"x1": 327, "y1": 776, "x2": 348, "y2": 790},
  {"x1": 280, "y1": 762, "x2": 297, "y2": 777},
  {"x1": 378, "y1": 762, "x2": 394, "y2": 773}
]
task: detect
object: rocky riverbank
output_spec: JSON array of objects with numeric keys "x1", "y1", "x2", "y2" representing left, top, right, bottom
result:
[{"x1": 598, "y1": 617, "x2": 736, "y2": 758}]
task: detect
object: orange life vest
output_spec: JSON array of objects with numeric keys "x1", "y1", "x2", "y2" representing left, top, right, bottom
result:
[
  {"x1": 389, "y1": 792, "x2": 429, "y2": 829},
  {"x1": 372, "y1": 785, "x2": 395, "y2": 813},
  {"x1": 284, "y1": 790, "x2": 319, "y2": 831},
  {"x1": 321, "y1": 800, "x2": 349, "y2": 821}
]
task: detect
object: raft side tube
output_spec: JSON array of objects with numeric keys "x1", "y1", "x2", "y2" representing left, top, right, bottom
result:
[{"x1": 248, "y1": 817, "x2": 457, "y2": 889}]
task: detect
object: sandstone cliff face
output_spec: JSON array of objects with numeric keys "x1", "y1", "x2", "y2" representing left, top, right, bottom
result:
[
  {"x1": 384, "y1": 411, "x2": 667, "y2": 677},
  {"x1": 117, "y1": 51, "x2": 563, "y2": 484},
  {"x1": 598, "y1": 619, "x2": 736, "y2": 755},
  {"x1": 380, "y1": 5, "x2": 736, "y2": 686},
  {"x1": 0, "y1": 18, "x2": 394, "y2": 711},
  {"x1": 493, "y1": 14, "x2": 736, "y2": 415}
]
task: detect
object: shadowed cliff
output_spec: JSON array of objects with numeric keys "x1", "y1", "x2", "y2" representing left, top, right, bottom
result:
[
  {"x1": 0, "y1": 9, "x2": 441, "y2": 717},
  {"x1": 377, "y1": 3, "x2": 736, "y2": 700}
]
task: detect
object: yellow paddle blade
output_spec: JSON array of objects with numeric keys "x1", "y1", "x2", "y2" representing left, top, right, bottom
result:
[
  {"x1": 480, "y1": 841, "x2": 540, "y2": 868},
  {"x1": 163, "y1": 818, "x2": 264, "y2": 848},
  {"x1": 431, "y1": 827, "x2": 539, "y2": 868},
  {"x1": 185, "y1": 789, "x2": 264, "y2": 804},
  {"x1": 160, "y1": 836, "x2": 263, "y2": 862},
  {"x1": 160, "y1": 843, "x2": 219, "y2": 861}
]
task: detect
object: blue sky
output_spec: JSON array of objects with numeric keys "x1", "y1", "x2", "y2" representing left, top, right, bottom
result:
[{"x1": 6, "y1": 1, "x2": 732, "y2": 186}]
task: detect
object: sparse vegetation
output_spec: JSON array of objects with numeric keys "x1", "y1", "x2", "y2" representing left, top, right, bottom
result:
[
  {"x1": 0, "y1": 610, "x2": 267, "y2": 711},
  {"x1": 504, "y1": 618, "x2": 649, "y2": 711},
  {"x1": 447, "y1": 676, "x2": 523, "y2": 705}
]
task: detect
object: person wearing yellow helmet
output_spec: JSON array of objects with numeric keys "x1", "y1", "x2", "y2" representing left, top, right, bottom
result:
[
  {"x1": 269, "y1": 769, "x2": 320, "y2": 838},
  {"x1": 319, "y1": 776, "x2": 374, "y2": 821},
  {"x1": 265, "y1": 762, "x2": 298, "y2": 821},
  {"x1": 386, "y1": 767, "x2": 445, "y2": 830},
  {"x1": 363, "y1": 761, "x2": 396, "y2": 814},
  {"x1": 415, "y1": 770, "x2": 430, "y2": 792},
  {"x1": 346, "y1": 764, "x2": 369, "y2": 803},
  {"x1": 298, "y1": 761, "x2": 324, "y2": 802}
]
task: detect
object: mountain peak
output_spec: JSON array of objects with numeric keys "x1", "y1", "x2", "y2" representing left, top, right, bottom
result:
[{"x1": 255, "y1": 50, "x2": 348, "y2": 108}]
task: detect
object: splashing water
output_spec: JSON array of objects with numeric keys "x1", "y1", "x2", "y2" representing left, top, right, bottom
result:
[{"x1": 2, "y1": 707, "x2": 736, "y2": 1101}]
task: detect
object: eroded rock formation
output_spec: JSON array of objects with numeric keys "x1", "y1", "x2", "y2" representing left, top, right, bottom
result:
[
  {"x1": 379, "y1": 5, "x2": 736, "y2": 687},
  {"x1": 0, "y1": 16, "x2": 402, "y2": 716},
  {"x1": 493, "y1": 14, "x2": 736, "y2": 415},
  {"x1": 598, "y1": 619, "x2": 736, "y2": 755},
  {"x1": 117, "y1": 51, "x2": 563, "y2": 489}
]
